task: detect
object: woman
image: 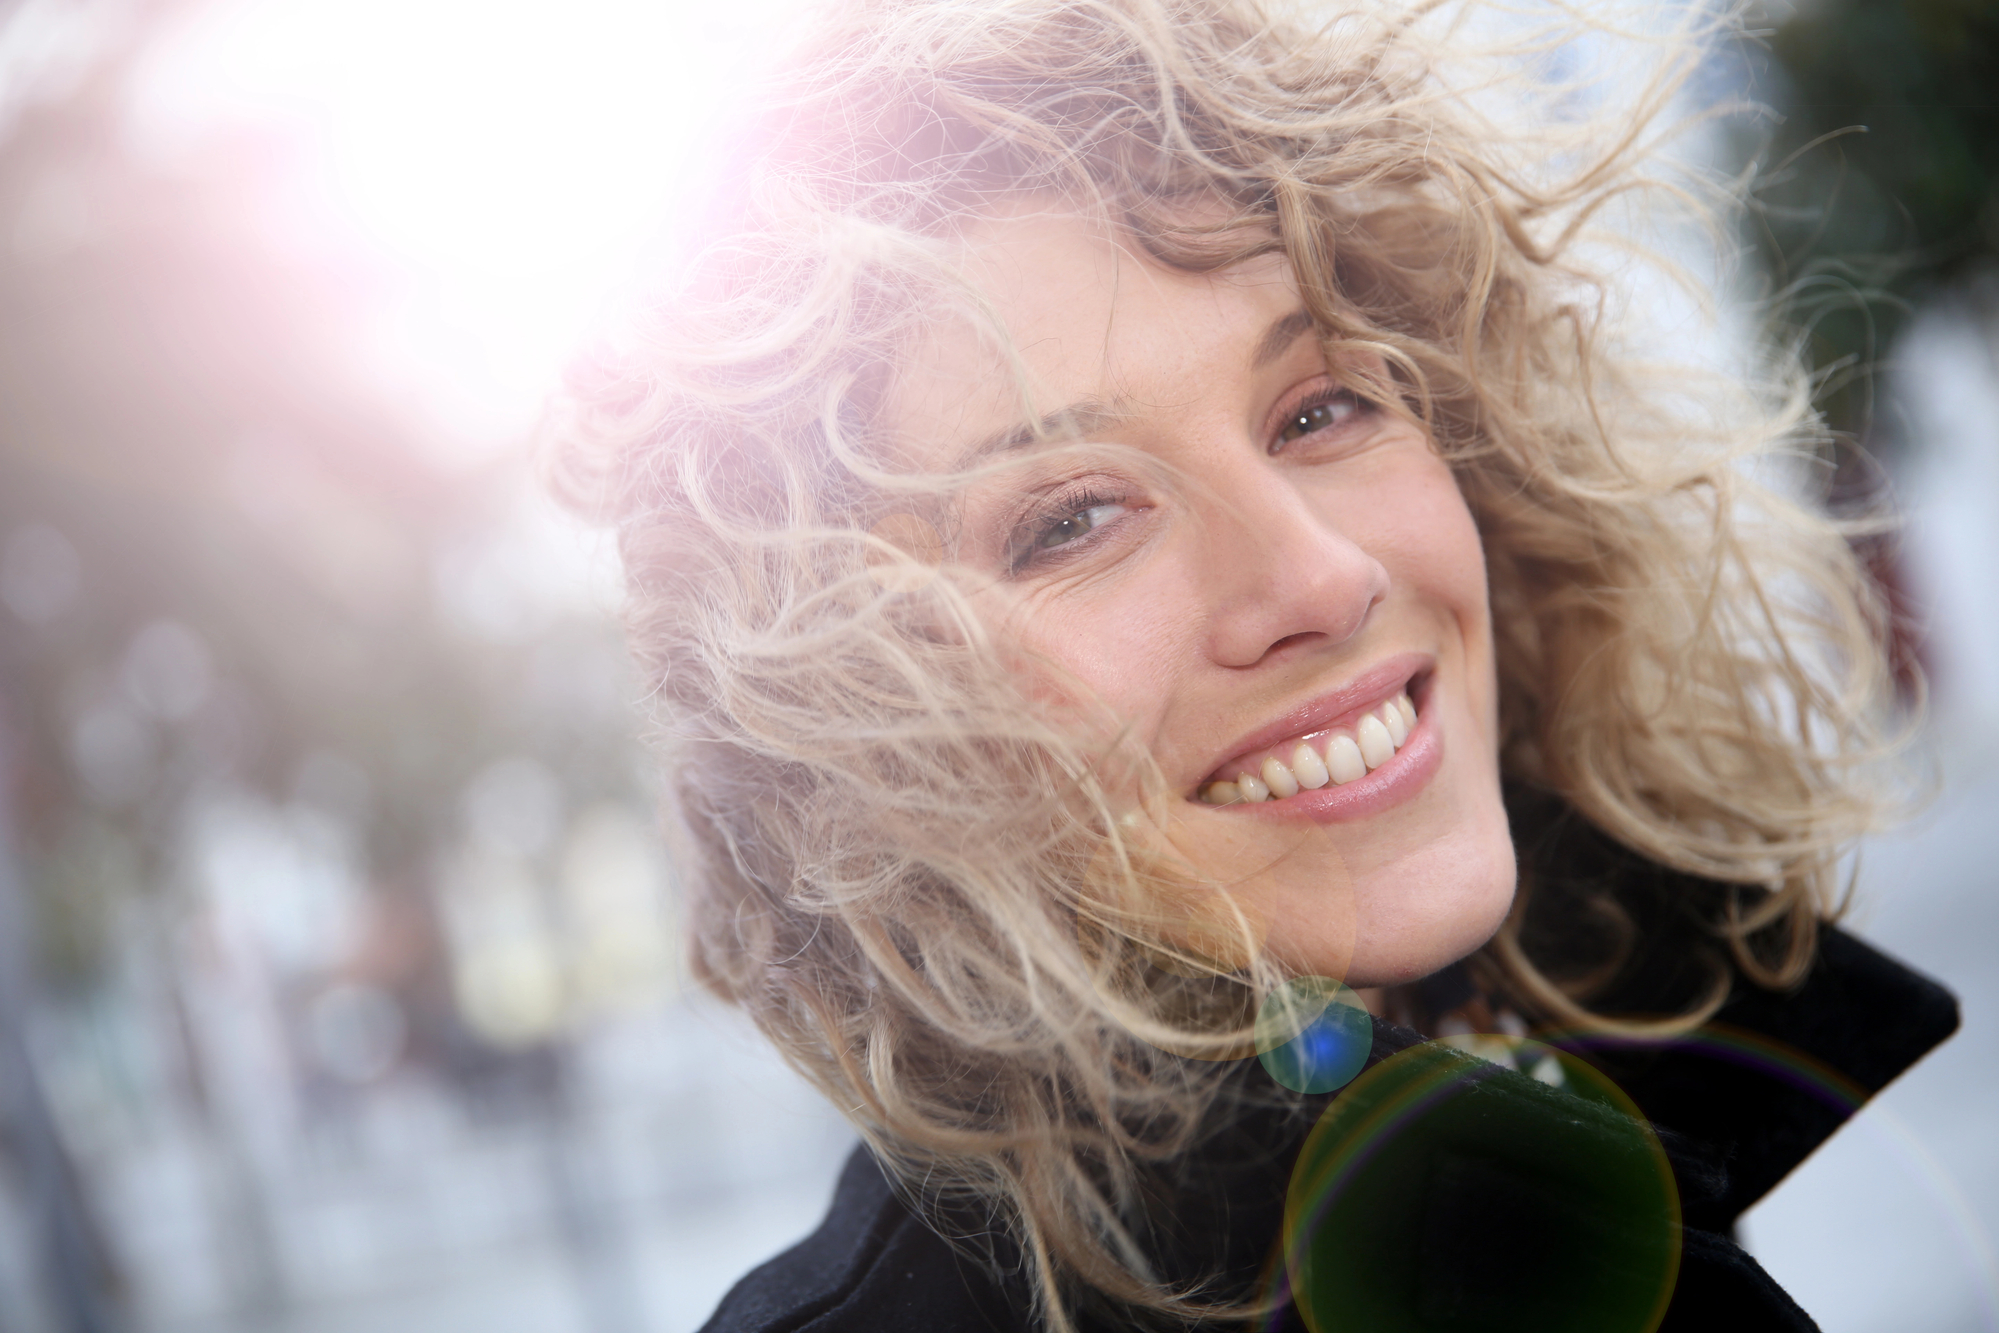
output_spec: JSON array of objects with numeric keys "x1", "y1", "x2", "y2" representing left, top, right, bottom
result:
[{"x1": 556, "y1": 0, "x2": 1957, "y2": 1327}]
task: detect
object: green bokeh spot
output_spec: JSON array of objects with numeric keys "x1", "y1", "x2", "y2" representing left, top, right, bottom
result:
[{"x1": 1284, "y1": 1041, "x2": 1680, "y2": 1333}]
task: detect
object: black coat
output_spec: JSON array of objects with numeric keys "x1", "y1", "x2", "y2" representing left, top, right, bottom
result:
[{"x1": 698, "y1": 925, "x2": 1957, "y2": 1333}]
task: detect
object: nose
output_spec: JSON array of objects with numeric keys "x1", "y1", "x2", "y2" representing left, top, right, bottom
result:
[{"x1": 1197, "y1": 466, "x2": 1389, "y2": 670}]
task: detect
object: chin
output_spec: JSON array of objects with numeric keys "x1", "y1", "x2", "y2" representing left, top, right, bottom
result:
[{"x1": 1338, "y1": 827, "x2": 1518, "y2": 989}]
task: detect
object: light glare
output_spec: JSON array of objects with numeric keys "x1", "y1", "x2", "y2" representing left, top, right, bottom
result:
[{"x1": 128, "y1": 0, "x2": 800, "y2": 460}]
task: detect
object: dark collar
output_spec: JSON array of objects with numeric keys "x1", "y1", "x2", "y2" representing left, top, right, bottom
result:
[
  {"x1": 1495, "y1": 789, "x2": 1961, "y2": 1229},
  {"x1": 1601, "y1": 925, "x2": 1959, "y2": 1230}
]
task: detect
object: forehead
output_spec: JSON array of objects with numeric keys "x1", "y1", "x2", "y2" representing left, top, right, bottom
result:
[{"x1": 888, "y1": 201, "x2": 1303, "y2": 459}]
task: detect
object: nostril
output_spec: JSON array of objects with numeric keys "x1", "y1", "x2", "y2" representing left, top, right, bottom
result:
[{"x1": 1265, "y1": 631, "x2": 1322, "y2": 657}]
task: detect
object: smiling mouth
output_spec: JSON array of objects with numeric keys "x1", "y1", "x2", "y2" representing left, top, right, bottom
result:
[{"x1": 1197, "y1": 686, "x2": 1420, "y2": 806}]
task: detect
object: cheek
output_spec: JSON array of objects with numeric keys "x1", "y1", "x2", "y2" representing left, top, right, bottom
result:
[
  {"x1": 1004, "y1": 573, "x2": 1193, "y2": 734},
  {"x1": 1367, "y1": 461, "x2": 1490, "y2": 636}
]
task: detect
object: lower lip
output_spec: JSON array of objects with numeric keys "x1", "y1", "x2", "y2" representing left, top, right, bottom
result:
[{"x1": 1205, "y1": 681, "x2": 1443, "y2": 825}]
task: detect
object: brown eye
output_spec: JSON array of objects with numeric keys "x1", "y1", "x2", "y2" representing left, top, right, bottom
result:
[{"x1": 1272, "y1": 393, "x2": 1359, "y2": 453}]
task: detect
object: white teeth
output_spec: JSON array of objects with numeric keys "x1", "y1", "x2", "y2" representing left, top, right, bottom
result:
[
  {"x1": 1196, "y1": 689, "x2": 1421, "y2": 805},
  {"x1": 1290, "y1": 743, "x2": 1330, "y2": 789},
  {"x1": 1356, "y1": 714, "x2": 1395, "y2": 769},
  {"x1": 1380, "y1": 700, "x2": 1409, "y2": 746},
  {"x1": 1324, "y1": 734, "x2": 1367, "y2": 784},
  {"x1": 1261, "y1": 755, "x2": 1299, "y2": 799}
]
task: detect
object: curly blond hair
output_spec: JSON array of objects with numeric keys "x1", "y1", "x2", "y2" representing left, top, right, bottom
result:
[{"x1": 552, "y1": 0, "x2": 1899, "y2": 1324}]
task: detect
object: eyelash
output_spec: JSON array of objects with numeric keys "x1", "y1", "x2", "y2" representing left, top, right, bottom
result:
[
  {"x1": 1007, "y1": 485, "x2": 1131, "y2": 573},
  {"x1": 1270, "y1": 386, "x2": 1369, "y2": 454}
]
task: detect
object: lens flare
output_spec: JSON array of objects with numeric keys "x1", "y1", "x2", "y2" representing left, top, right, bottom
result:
[
  {"x1": 1255, "y1": 976, "x2": 1371, "y2": 1094},
  {"x1": 1279, "y1": 1040, "x2": 1680, "y2": 1333},
  {"x1": 126, "y1": 0, "x2": 811, "y2": 459}
]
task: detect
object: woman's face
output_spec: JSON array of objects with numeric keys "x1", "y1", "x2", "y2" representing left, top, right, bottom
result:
[{"x1": 891, "y1": 205, "x2": 1515, "y2": 987}]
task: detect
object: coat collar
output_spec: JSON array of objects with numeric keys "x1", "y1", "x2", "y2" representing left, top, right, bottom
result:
[
  {"x1": 1494, "y1": 789, "x2": 1960, "y2": 1228},
  {"x1": 1603, "y1": 925, "x2": 1959, "y2": 1230}
]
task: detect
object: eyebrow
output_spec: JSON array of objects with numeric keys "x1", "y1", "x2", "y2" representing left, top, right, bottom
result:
[
  {"x1": 1251, "y1": 308, "x2": 1318, "y2": 371},
  {"x1": 955, "y1": 307, "x2": 1318, "y2": 465},
  {"x1": 960, "y1": 397, "x2": 1131, "y2": 465}
]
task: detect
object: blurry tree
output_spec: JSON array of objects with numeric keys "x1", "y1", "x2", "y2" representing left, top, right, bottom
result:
[
  {"x1": 0, "y1": 2, "x2": 656, "y2": 1328},
  {"x1": 1740, "y1": 0, "x2": 1999, "y2": 691},
  {"x1": 1748, "y1": 0, "x2": 1999, "y2": 443},
  {"x1": 0, "y1": 4, "x2": 655, "y2": 979}
]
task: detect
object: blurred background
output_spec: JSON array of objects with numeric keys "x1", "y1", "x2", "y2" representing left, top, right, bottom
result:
[{"x1": 0, "y1": 0, "x2": 1991, "y2": 1330}]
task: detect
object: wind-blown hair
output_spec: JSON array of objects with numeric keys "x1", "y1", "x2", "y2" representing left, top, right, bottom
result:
[{"x1": 552, "y1": 0, "x2": 1896, "y2": 1324}]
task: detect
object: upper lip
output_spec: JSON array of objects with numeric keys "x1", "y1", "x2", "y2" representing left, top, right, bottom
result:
[{"x1": 1194, "y1": 650, "x2": 1432, "y2": 790}]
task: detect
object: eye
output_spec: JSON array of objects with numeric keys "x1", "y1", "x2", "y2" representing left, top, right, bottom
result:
[
  {"x1": 1008, "y1": 495, "x2": 1130, "y2": 571},
  {"x1": 1034, "y1": 501, "x2": 1126, "y2": 552},
  {"x1": 1271, "y1": 391, "x2": 1361, "y2": 454}
]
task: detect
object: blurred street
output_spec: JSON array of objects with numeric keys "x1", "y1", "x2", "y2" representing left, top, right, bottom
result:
[{"x1": 0, "y1": 982, "x2": 855, "y2": 1333}]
